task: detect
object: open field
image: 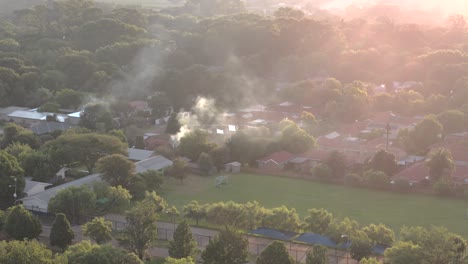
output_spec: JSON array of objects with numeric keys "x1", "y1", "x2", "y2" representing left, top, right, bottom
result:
[{"x1": 162, "y1": 173, "x2": 468, "y2": 238}]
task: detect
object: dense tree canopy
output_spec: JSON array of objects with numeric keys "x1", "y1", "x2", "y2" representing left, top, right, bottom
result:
[
  {"x1": 48, "y1": 186, "x2": 97, "y2": 223},
  {"x1": 201, "y1": 228, "x2": 249, "y2": 264},
  {"x1": 4, "y1": 205, "x2": 42, "y2": 240},
  {"x1": 45, "y1": 133, "x2": 127, "y2": 173}
]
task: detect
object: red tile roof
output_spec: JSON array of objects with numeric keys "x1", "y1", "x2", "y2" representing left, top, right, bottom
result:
[
  {"x1": 431, "y1": 135, "x2": 468, "y2": 163},
  {"x1": 394, "y1": 161, "x2": 468, "y2": 184},
  {"x1": 257, "y1": 151, "x2": 295, "y2": 164},
  {"x1": 393, "y1": 162, "x2": 428, "y2": 183},
  {"x1": 297, "y1": 150, "x2": 330, "y2": 160}
]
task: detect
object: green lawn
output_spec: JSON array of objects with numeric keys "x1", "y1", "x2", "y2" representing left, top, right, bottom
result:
[{"x1": 161, "y1": 173, "x2": 468, "y2": 238}]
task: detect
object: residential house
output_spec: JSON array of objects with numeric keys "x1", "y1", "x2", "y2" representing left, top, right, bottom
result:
[
  {"x1": 66, "y1": 111, "x2": 82, "y2": 125},
  {"x1": 23, "y1": 179, "x2": 52, "y2": 197},
  {"x1": 7, "y1": 110, "x2": 68, "y2": 126},
  {"x1": 135, "y1": 155, "x2": 173, "y2": 174},
  {"x1": 257, "y1": 151, "x2": 295, "y2": 171},
  {"x1": 225, "y1": 161, "x2": 241, "y2": 173},
  {"x1": 0, "y1": 106, "x2": 30, "y2": 121},
  {"x1": 20, "y1": 174, "x2": 102, "y2": 212},
  {"x1": 288, "y1": 150, "x2": 329, "y2": 173},
  {"x1": 127, "y1": 148, "x2": 154, "y2": 162},
  {"x1": 129, "y1": 100, "x2": 152, "y2": 114},
  {"x1": 55, "y1": 167, "x2": 71, "y2": 180},
  {"x1": 30, "y1": 122, "x2": 73, "y2": 135},
  {"x1": 393, "y1": 132, "x2": 468, "y2": 185}
]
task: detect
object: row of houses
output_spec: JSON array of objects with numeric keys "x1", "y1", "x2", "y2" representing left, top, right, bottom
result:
[
  {"x1": 19, "y1": 148, "x2": 173, "y2": 212},
  {"x1": 393, "y1": 132, "x2": 468, "y2": 185},
  {"x1": 256, "y1": 132, "x2": 468, "y2": 186},
  {"x1": 0, "y1": 106, "x2": 82, "y2": 135}
]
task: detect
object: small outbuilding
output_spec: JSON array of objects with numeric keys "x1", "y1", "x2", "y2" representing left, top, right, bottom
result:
[{"x1": 225, "y1": 161, "x2": 241, "y2": 173}]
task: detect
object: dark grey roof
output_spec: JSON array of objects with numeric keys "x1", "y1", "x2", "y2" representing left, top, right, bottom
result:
[
  {"x1": 127, "y1": 148, "x2": 154, "y2": 161},
  {"x1": 30, "y1": 122, "x2": 73, "y2": 135},
  {"x1": 135, "y1": 155, "x2": 173, "y2": 173}
]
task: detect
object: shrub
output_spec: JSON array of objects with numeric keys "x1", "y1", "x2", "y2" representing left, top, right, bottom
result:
[
  {"x1": 344, "y1": 173, "x2": 362, "y2": 187},
  {"x1": 433, "y1": 179, "x2": 452, "y2": 196}
]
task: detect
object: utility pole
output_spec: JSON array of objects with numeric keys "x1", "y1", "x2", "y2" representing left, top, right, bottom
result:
[
  {"x1": 386, "y1": 123, "x2": 391, "y2": 151},
  {"x1": 9, "y1": 177, "x2": 17, "y2": 205}
]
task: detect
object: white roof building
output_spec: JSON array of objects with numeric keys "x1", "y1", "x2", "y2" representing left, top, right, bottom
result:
[
  {"x1": 8, "y1": 110, "x2": 68, "y2": 123},
  {"x1": 20, "y1": 174, "x2": 101, "y2": 212}
]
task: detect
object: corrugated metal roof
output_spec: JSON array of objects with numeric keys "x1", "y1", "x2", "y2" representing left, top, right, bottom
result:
[
  {"x1": 19, "y1": 174, "x2": 102, "y2": 210},
  {"x1": 127, "y1": 148, "x2": 154, "y2": 161},
  {"x1": 8, "y1": 110, "x2": 68, "y2": 122},
  {"x1": 135, "y1": 155, "x2": 173, "y2": 173},
  {"x1": 31, "y1": 122, "x2": 73, "y2": 135}
]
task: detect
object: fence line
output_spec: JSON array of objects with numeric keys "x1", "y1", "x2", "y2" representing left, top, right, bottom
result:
[{"x1": 29, "y1": 208, "x2": 468, "y2": 264}]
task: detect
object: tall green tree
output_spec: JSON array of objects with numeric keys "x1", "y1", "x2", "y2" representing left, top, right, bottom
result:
[
  {"x1": 256, "y1": 241, "x2": 293, "y2": 264},
  {"x1": 97, "y1": 154, "x2": 135, "y2": 188},
  {"x1": 262, "y1": 206, "x2": 302, "y2": 232},
  {"x1": 79, "y1": 104, "x2": 115, "y2": 131},
  {"x1": 349, "y1": 231, "x2": 373, "y2": 261},
  {"x1": 169, "y1": 158, "x2": 189, "y2": 183},
  {"x1": 399, "y1": 226, "x2": 466, "y2": 263},
  {"x1": 0, "y1": 240, "x2": 63, "y2": 264},
  {"x1": 325, "y1": 151, "x2": 348, "y2": 179},
  {"x1": 54, "y1": 89, "x2": 82, "y2": 109},
  {"x1": 168, "y1": 220, "x2": 198, "y2": 259},
  {"x1": 82, "y1": 217, "x2": 113, "y2": 244},
  {"x1": 306, "y1": 245, "x2": 328, "y2": 264},
  {"x1": 371, "y1": 150, "x2": 397, "y2": 176},
  {"x1": 118, "y1": 192, "x2": 164, "y2": 259},
  {"x1": 198, "y1": 152, "x2": 214, "y2": 175},
  {"x1": 44, "y1": 133, "x2": 127, "y2": 173},
  {"x1": 183, "y1": 200, "x2": 207, "y2": 225},
  {"x1": 166, "y1": 113, "x2": 181, "y2": 135},
  {"x1": 362, "y1": 223, "x2": 395, "y2": 246},
  {"x1": 398, "y1": 115, "x2": 443, "y2": 154},
  {"x1": 384, "y1": 241, "x2": 425, "y2": 264},
  {"x1": 48, "y1": 186, "x2": 96, "y2": 223},
  {"x1": 360, "y1": 258, "x2": 380, "y2": 264},
  {"x1": 4, "y1": 205, "x2": 42, "y2": 240},
  {"x1": 178, "y1": 129, "x2": 216, "y2": 161},
  {"x1": 0, "y1": 150, "x2": 24, "y2": 201},
  {"x1": 301, "y1": 111, "x2": 318, "y2": 134},
  {"x1": 64, "y1": 240, "x2": 142, "y2": 264},
  {"x1": 304, "y1": 208, "x2": 333, "y2": 234},
  {"x1": 201, "y1": 228, "x2": 249, "y2": 264},
  {"x1": 280, "y1": 119, "x2": 316, "y2": 154},
  {"x1": 1, "y1": 123, "x2": 41, "y2": 149},
  {"x1": 137, "y1": 170, "x2": 164, "y2": 191},
  {"x1": 101, "y1": 185, "x2": 132, "y2": 213},
  {"x1": 164, "y1": 257, "x2": 195, "y2": 264},
  {"x1": 426, "y1": 148, "x2": 455, "y2": 182},
  {"x1": 437, "y1": 109, "x2": 465, "y2": 134},
  {"x1": 50, "y1": 213, "x2": 75, "y2": 252}
]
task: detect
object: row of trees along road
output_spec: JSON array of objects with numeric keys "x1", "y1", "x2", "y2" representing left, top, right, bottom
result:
[{"x1": 0, "y1": 197, "x2": 467, "y2": 263}]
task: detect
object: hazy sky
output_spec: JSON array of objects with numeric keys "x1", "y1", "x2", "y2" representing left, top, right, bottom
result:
[{"x1": 321, "y1": 0, "x2": 468, "y2": 15}]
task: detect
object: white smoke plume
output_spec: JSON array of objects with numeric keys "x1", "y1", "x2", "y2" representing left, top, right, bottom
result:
[{"x1": 171, "y1": 97, "x2": 226, "y2": 146}]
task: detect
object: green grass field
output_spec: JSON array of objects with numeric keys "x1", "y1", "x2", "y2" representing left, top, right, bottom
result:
[{"x1": 161, "y1": 173, "x2": 468, "y2": 238}]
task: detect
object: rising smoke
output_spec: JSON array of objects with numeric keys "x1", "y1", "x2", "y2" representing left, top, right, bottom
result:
[{"x1": 171, "y1": 96, "x2": 226, "y2": 146}]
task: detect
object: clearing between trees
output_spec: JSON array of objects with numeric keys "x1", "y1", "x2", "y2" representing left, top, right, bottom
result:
[{"x1": 162, "y1": 173, "x2": 468, "y2": 238}]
